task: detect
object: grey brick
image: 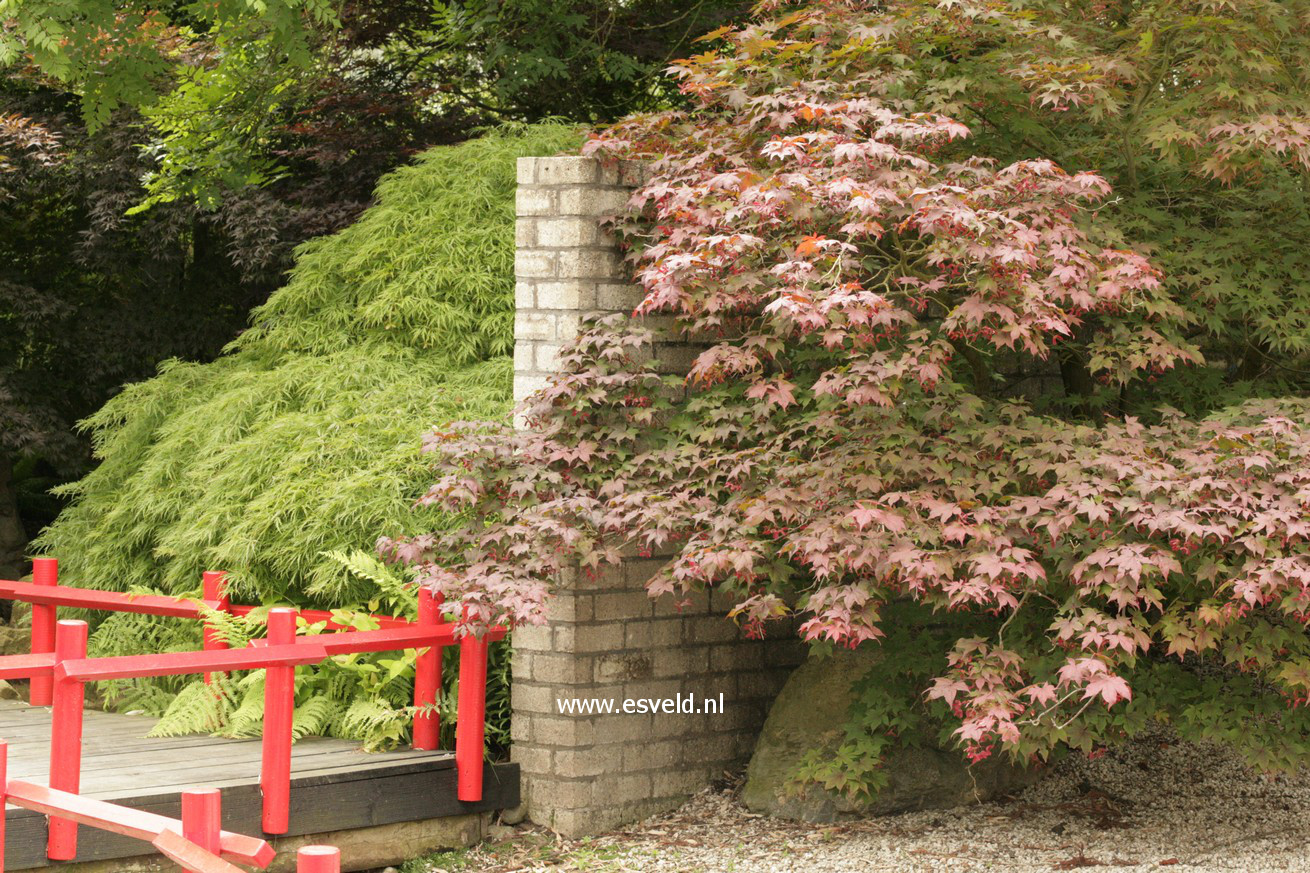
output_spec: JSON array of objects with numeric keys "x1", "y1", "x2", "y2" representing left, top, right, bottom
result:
[
  {"x1": 594, "y1": 590, "x2": 654, "y2": 621},
  {"x1": 535, "y1": 156, "x2": 600, "y2": 185},
  {"x1": 618, "y1": 159, "x2": 652, "y2": 187},
  {"x1": 537, "y1": 218, "x2": 598, "y2": 248},
  {"x1": 514, "y1": 281, "x2": 536, "y2": 309},
  {"x1": 650, "y1": 769, "x2": 707, "y2": 799},
  {"x1": 515, "y1": 249, "x2": 557, "y2": 279},
  {"x1": 553, "y1": 748, "x2": 610, "y2": 778},
  {"x1": 558, "y1": 186, "x2": 632, "y2": 217},
  {"x1": 512, "y1": 744, "x2": 552, "y2": 774},
  {"x1": 531, "y1": 652, "x2": 595, "y2": 685},
  {"x1": 513, "y1": 374, "x2": 550, "y2": 405},
  {"x1": 516, "y1": 186, "x2": 555, "y2": 215},
  {"x1": 594, "y1": 652, "x2": 653, "y2": 683},
  {"x1": 569, "y1": 623, "x2": 625, "y2": 653},
  {"x1": 511, "y1": 682, "x2": 555, "y2": 715},
  {"x1": 512, "y1": 625, "x2": 552, "y2": 652},
  {"x1": 557, "y1": 248, "x2": 623, "y2": 279},
  {"x1": 513, "y1": 341, "x2": 536, "y2": 373},
  {"x1": 533, "y1": 715, "x2": 596, "y2": 746},
  {"x1": 514, "y1": 311, "x2": 557, "y2": 342},
  {"x1": 515, "y1": 217, "x2": 537, "y2": 247},
  {"x1": 545, "y1": 593, "x2": 592, "y2": 623},
  {"x1": 596, "y1": 282, "x2": 643, "y2": 311},
  {"x1": 622, "y1": 739, "x2": 682, "y2": 771},
  {"x1": 590, "y1": 773, "x2": 652, "y2": 803},
  {"x1": 529, "y1": 777, "x2": 592, "y2": 810}
]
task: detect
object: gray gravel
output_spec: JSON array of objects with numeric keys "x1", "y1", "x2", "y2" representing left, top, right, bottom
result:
[{"x1": 425, "y1": 732, "x2": 1310, "y2": 871}]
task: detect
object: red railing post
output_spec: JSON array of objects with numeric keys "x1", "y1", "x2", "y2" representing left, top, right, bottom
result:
[
  {"x1": 411, "y1": 588, "x2": 442, "y2": 751},
  {"x1": 199, "y1": 568, "x2": 230, "y2": 681},
  {"x1": 1, "y1": 739, "x2": 8, "y2": 873},
  {"x1": 47, "y1": 619, "x2": 88, "y2": 860},
  {"x1": 202, "y1": 571, "x2": 230, "y2": 686},
  {"x1": 454, "y1": 630, "x2": 489, "y2": 802},
  {"x1": 181, "y1": 788, "x2": 223, "y2": 870},
  {"x1": 260, "y1": 607, "x2": 297, "y2": 835},
  {"x1": 29, "y1": 557, "x2": 58, "y2": 706},
  {"x1": 297, "y1": 845, "x2": 341, "y2": 873}
]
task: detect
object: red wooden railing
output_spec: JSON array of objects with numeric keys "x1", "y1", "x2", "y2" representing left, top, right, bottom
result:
[
  {"x1": 0, "y1": 557, "x2": 506, "y2": 865},
  {"x1": 2, "y1": 740, "x2": 342, "y2": 872}
]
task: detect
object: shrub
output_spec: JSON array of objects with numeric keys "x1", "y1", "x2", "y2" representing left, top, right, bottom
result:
[
  {"x1": 35, "y1": 122, "x2": 582, "y2": 748},
  {"x1": 386, "y1": 1, "x2": 1310, "y2": 794}
]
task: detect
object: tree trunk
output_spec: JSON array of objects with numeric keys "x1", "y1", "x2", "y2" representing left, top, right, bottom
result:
[
  {"x1": 0, "y1": 454, "x2": 28, "y2": 586},
  {"x1": 1058, "y1": 341, "x2": 1099, "y2": 421}
]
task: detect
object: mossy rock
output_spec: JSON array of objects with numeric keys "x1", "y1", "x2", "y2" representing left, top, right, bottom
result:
[{"x1": 742, "y1": 647, "x2": 1039, "y2": 822}]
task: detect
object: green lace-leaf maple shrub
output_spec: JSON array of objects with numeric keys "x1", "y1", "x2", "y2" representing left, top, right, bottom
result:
[
  {"x1": 35, "y1": 122, "x2": 582, "y2": 749},
  {"x1": 385, "y1": 1, "x2": 1310, "y2": 797}
]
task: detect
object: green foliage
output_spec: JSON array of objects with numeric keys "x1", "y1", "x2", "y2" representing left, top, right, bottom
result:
[
  {"x1": 431, "y1": 1, "x2": 746, "y2": 121},
  {"x1": 2, "y1": 0, "x2": 743, "y2": 212},
  {"x1": 35, "y1": 122, "x2": 580, "y2": 745},
  {"x1": 397, "y1": 2, "x2": 1310, "y2": 802},
  {"x1": 0, "y1": 0, "x2": 335, "y2": 130},
  {"x1": 790, "y1": 606, "x2": 960, "y2": 802}
]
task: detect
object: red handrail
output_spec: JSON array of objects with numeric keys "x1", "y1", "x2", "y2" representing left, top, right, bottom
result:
[
  {"x1": 0, "y1": 654, "x2": 53, "y2": 681},
  {"x1": 0, "y1": 558, "x2": 504, "y2": 846},
  {"x1": 57, "y1": 642, "x2": 329, "y2": 681},
  {"x1": 0, "y1": 580, "x2": 212, "y2": 618}
]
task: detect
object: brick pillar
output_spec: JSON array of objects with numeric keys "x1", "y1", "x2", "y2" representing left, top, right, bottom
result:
[{"x1": 511, "y1": 156, "x2": 804, "y2": 836}]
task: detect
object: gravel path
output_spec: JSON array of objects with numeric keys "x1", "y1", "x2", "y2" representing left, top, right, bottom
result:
[{"x1": 405, "y1": 732, "x2": 1310, "y2": 872}]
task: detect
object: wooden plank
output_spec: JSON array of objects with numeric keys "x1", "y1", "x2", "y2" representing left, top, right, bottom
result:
[
  {"x1": 68, "y1": 750, "x2": 455, "y2": 796},
  {"x1": 3, "y1": 743, "x2": 454, "y2": 792},
  {"x1": 0, "y1": 725, "x2": 455, "y2": 783}
]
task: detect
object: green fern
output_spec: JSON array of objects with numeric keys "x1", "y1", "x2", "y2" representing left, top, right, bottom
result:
[
  {"x1": 320, "y1": 550, "x2": 414, "y2": 614},
  {"x1": 333, "y1": 698, "x2": 409, "y2": 752},
  {"x1": 223, "y1": 673, "x2": 268, "y2": 739},
  {"x1": 198, "y1": 604, "x2": 264, "y2": 649},
  {"x1": 293, "y1": 694, "x2": 342, "y2": 741},
  {"x1": 149, "y1": 679, "x2": 236, "y2": 737}
]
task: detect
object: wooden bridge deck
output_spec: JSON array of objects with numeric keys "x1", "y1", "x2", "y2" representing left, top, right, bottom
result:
[{"x1": 0, "y1": 700, "x2": 518, "y2": 869}]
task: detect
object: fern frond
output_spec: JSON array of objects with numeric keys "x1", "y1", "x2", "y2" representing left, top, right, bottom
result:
[
  {"x1": 292, "y1": 694, "x2": 342, "y2": 741},
  {"x1": 332, "y1": 698, "x2": 408, "y2": 752},
  {"x1": 148, "y1": 680, "x2": 234, "y2": 737},
  {"x1": 197, "y1": 604, "x2": 262, "y2": 649},
  {"x1": 321, "y1": 549, "x2": 413, "y2": 611},
  {"x1": 222, "y1": 672, "x2": 267, "y2": 738}
]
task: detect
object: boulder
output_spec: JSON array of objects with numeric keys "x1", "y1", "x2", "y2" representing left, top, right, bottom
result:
[
  {"x1": 742, "y1": 647, "x2": 1038, "y2": 822},
  {"x1": 0, "y1": 622, "x2": 28, "y2": 656}
]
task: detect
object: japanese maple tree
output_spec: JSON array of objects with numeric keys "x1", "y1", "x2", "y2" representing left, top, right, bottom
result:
[{"x1": 386, "y1": 0, "x2": 1310, "y2": 782}]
